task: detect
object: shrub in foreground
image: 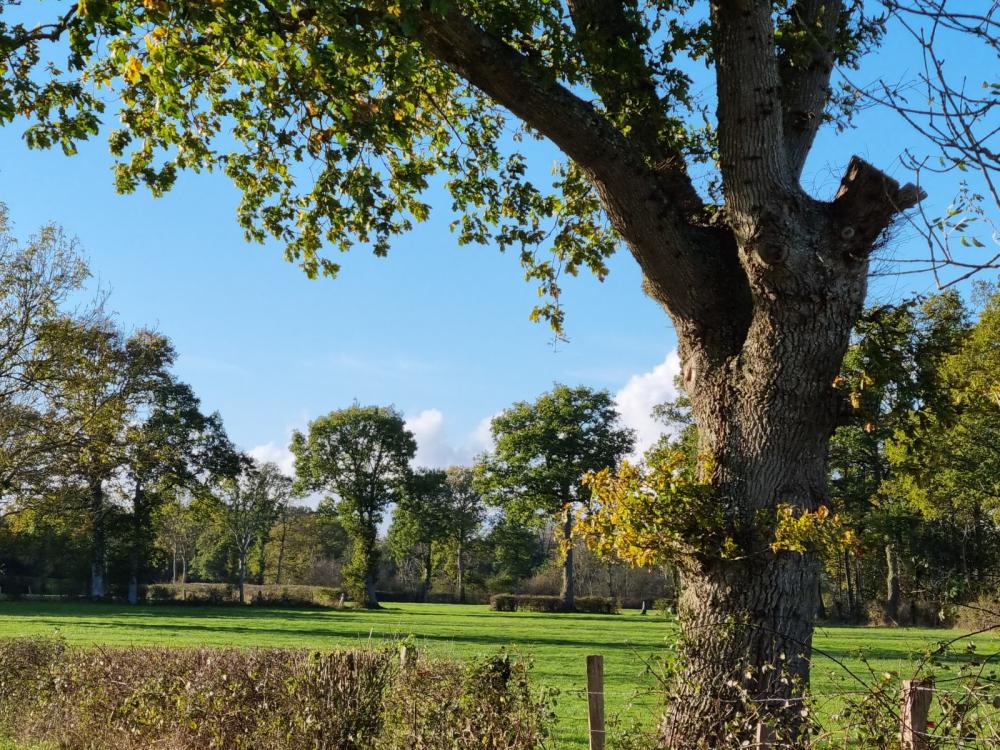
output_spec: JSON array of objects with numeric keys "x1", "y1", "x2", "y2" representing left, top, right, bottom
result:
[
  {"x1": 489, "y1": 594, "x2": 617, "y2": 614},
  {"x1": 0, "y1": 637, "x2": 550, "y2": 750},
  {"x1": 382, "y1": 651, "x2": 554, "y2": 749}
]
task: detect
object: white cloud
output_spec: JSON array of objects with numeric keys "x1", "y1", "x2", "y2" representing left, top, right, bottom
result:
[
  {"x1": 470, "y1": 414, "x2": 495, "y2": 453},
  {"x1": 614, "y1": 350, "x2": 682, "y2": 457},
  {"x1": 405, "y1": 409, "x2": 495, "y2": 469},
  {"x1": 248, "y1": 441, "x2": 296, "y2": 476}
]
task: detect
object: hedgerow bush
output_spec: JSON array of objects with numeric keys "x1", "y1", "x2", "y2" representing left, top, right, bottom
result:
[
  {"x1": 0, "y1": 637, "x2": 551, "y2": 750},
  {"x1": 381, "y1": 650, "x2": 554, "y2": 749},
  {"x1": 146, "y1": 582, "x2": 343, "y2": 608},
  {"x1": 489, "y1": 594, "x2": 618, "y2": 614}
]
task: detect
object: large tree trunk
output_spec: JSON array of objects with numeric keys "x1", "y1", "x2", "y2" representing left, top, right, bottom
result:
[
  {"x1": 660, "y1": 219, "x2": 866, "y2": 745},
  {"x1": 88, "y1": 478, "x2": 106, "y2": 601},
  {"x1": 560, "y1": 505, "x2": 575, "y2": 611}
]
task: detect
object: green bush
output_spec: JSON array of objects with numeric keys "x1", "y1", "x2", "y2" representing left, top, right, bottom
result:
[
  {"x1": 381, "y1": 650, "x2": 553, "y2": 749},
  {"x1": 489, "y1": 594, "x2": 617, "y2": 614},
  {"x1": 146, "y1": 582, "x2": 343, "y2": 608},
  {"x1": 575, "y1": 596, "x2": 619, "y2": 614},
  {"x1": 0, "y1": 637, "x2": 551, "y2": 750}
]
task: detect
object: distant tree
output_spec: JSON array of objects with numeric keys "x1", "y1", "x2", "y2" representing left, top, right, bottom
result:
[
  {"x1": 214, "y1": 460, "x2": 291, "y2": 603},
  {"x1": 645, "y1": 387, "x2": 699, "y2": 470},
  {"x1": 120, "y1": 381, "x2": 238, "y2": 603},
  {"x1": 291, "y1": 405, "x2": 415, "y2": 608},
  {"x1": 267, "y1": 490, "x2": 299, "y2": 586},
  {"x1": 155, "y1": 495, "x2": 200, "y2": 584},
  {"x1": 264, "y1": 503, "x2": 348, "y2": 585},
  {"x1": 830, "y1": 292, "x2": 969, "y2": 618},
  {"x1": 32, "y1": 322, "x2": 177, "y2": 599},
  {"x1": 388, "y1": 468, "x2": 450, "y2": 602},
  {"x1": 483, "y1": 513, "x2": 547, "y2": 592},
  {"x1": 477, "y1": 384, "x2": 634, "y2": 610},
  {"x1": 884, "y1": 286, "x2": 1000, "y2": 597},
  {"x1": 443, "y1": 466, "x2": 485, "y2": 604},
  {"x1": 0, "y1": 205, "x2": 92, "y2": 509}
]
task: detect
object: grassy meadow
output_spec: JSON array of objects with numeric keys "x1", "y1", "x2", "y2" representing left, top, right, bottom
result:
[{"x1": 0, "y1": 600, "x2": 994, "y2": 748}]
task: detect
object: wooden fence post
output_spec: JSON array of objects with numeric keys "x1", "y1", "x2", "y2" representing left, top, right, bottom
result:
[
  {"x1": 900, "y1": 679, "x2": 933, "y2": 750},
  {"x1": 586, "y1": 655, "x2": 605, "y2": 750},
  {"x1": 399, "y1": 645, "x2": 417, "y2": 672},
  {"x1": 755, "y1": 721, "x2": 775, "y2": 748}
]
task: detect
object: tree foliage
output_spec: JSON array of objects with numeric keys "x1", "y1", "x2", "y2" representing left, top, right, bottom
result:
[{"x1": 291, "y1": 404, "x2": 416, "y2": 607}]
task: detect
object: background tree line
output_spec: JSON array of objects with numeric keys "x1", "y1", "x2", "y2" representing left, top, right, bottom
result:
[{"x1": 3, "y1": 203, "x2": 999, "y2": 619}]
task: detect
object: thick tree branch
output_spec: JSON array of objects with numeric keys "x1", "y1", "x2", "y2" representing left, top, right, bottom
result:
[
  {"x1": 777, "y1": 0, "x2": 843, "y2": 181},
  {"x1": 832, "y1": 156, "x2": 926, "y2": 259},
  {"x1": 566, "y1": 0, "x2": 704, "y2": 217},
  {"x1": 406, "y1": 5, "x2": 725, "y2": 323},
  {"x1": 712, "y1": 0, "x2": 794, "y2": 233}
]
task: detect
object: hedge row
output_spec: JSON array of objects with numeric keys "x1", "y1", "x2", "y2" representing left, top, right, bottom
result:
[
  {"x1": 0, "y1": 637, "x2": 551, "y2": 750},
  {"x1": 489, "y1": 594, "x2": 618, "y2": 614},
  {"x1": 147, "y1": 582, "x2": 343, "y2": 608}
]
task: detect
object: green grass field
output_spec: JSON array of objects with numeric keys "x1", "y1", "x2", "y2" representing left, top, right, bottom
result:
[{"x1": 0, "y1": 601, "x2": 994, "y2": 748}]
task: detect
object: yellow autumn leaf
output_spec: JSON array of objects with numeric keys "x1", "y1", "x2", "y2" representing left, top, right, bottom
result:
[{"x1": 124, "y1": 56, "x2": 143, "y2": 84}]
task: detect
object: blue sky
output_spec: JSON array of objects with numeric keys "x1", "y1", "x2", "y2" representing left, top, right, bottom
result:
[{"x1": 0, "y1": 9, "x2": 995, "y2": 472}]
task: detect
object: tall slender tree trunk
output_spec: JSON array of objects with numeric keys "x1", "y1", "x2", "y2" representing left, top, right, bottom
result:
[
  {"x1": 885, "y1": 543, "x2": 901, "y2": 623},
  {"x1": 171, "y1": 547, "x2": 178, "y2": 584},
  {"x1": 560, "y1": 505, "x2": 574, "y2": 611},
  {"x1": 420, "y1": 542, "x2": 433, "y2": 603},
  {"x1": 456, "y1": 537, "x2": 465, "y2": 604},
  {"x1": 275, "y1": 513, "x2": 288, "y2": 585},
  {"x1": 127, "y1": 485, "x2": 147, "y2": 606},
  {"x1": 256, "y1": 534, "x2": 267, "y2": 585},
  {"x1": 854, "y1": 556, "x2": 865, "y2": 617},
  {"x1": 237, "y1": 550, "x2": 247, "y2": 604},
  {"x1": 357, "y1": 523, "x2": 381, "y2": 609},
  {"x1": 88, "y1": 478, "x2": 107, "y2": 601},
  {"x1": 844, "y1": 549, "x2": 855, "y2": 619}
]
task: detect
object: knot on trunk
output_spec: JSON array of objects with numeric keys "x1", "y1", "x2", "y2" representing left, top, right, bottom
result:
[{"x1": 832, "y1": 156, "x2": 926, "y2": 260}]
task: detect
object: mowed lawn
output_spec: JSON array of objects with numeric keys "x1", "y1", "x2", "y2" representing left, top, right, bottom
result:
[{"x1": 0, "y1": 601, "x2": 995, "y2": 748}]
